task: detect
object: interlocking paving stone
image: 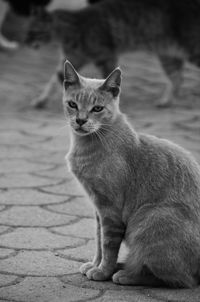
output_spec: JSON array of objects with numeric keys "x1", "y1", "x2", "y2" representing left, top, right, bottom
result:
[
  {"x1": 92, "y1": 290, "x2": 163, "y2": 302},
  {"x1": 46, "y1": 196, "x2": 94, "y2": 217},
  {"x1": 0, "y1": 206, "x2": 77, "y2": 227},
  {"x1": 41, "y1": 179, "x2": 85, "y2": 196},
  {"x1": 0, "y1": 274, "x2": 21, "y2": 287},
  {"x1": 0, "y1": 226, "x2": 12, "y2": 235},
  {"x1": 60, "y1": 273, "x2": 135, "y2": 291},
  {"x1": 33, "y1": 165, "x2": 72, "y2": 180},
  {"x1": 57, "y1": 240, "x2": 95, "y2": 262},
  {"x1": 0, "y1": 116, "x2": 41, "y2": 130},
  {"x1": 59, "y1": 241, "x2": 128, "y2": 263},
  {"x1": 0, "y1": 228, "x2": 84, "y2": 249},
  {"x1": 0, "y1": 277, "x2": 100, "y2": 302},
  {"x1": 0, "y1": 189, "x2": 68, "y2": 205},
  {"x1": 0, "y1": 251, "x2": 81, "y2": 276},
  {"x1": 51, "y1": 218, "x2": 95, "y2": 239},
  {"x1": 141, "y1": 288, "x2": 200, "y2": 302},
  {"x1": 26, "y1": 123, "x2": 68, "y2": 136},
  {"x1": 0, "y1": 145, "x2": 55, "y2": 160},
  {"x1": 31, "y1": 136, "x2": 70, "y2": 152},
  {"x1": 0, "y1": 248, "x2": 16, "y2": 259},
  {"x1": 0, "y1": 159, "x2": 54, "y2": 173},
  {"x1": 0, "y1": 130, "x2": 47, "y2": 145},
  {"x1": 0, "y1": 207, "x2": 7, "y2": 214},
  {"x1": 0, "y1": 174, "x2": 63, "y2": 188},
  {"x1": 30, "y1": 150, "x2": 66, "y2": 165}
]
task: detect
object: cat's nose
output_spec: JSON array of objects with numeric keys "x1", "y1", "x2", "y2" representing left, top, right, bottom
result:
[{"x1": 76, "y1": 118, "x2": 87, "y2": 126}]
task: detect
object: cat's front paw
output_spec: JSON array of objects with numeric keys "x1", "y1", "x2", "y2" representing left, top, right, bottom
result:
[
  {"x1": 80, "y1": 262, "x2": 96, "y2": 275},
  {"x1": 86, "y1": 267, "x2": 110, "y2": 281}
]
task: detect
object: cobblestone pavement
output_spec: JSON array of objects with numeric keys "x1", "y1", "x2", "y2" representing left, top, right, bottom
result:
[{"x1": 0, "y1": 107, "x2": 200, "y2": 302}]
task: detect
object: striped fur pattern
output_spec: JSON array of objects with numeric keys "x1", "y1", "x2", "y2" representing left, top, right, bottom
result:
[
  {"x1": 63, "y1": 61, "x2": 200, "y2": 288},
  {"x1": 27, "y1": 0, "x2": 200, "y2": 108}
]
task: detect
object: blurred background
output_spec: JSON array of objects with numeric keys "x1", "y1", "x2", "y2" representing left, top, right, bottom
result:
[{"x1": 1, "y1": 0, "x2": 200, "y2": 113}]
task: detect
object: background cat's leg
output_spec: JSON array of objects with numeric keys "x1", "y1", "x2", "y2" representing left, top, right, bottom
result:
[
  {"x1": 80, "y1": 212, "x2": 102, "y2": 275},
  {"x1": 31, "y1": 55, "x2": 86, "y2": 108},
  {"x1": 157, "y1": 55, "x2": 185, "y2": 107},
  {"x1": 0, "y1": 0, "x2": 19, "y2": 50},
  {"x1": 86, "y1": 215, "x2": 125, "y2": 281},
  {"x1": 31, "y1": 73, "x2": 58, "y2": 108},
  {"x1": 95, "y1": 56, "x2": 118, "y2": 78},
  {"x1": 31, "y1": 56, "x2": 65, "y2": 108}
]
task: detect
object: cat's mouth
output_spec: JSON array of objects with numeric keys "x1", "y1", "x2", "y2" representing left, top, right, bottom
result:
[{"x1": 74, "y1": 127, "x2": 90, "y2": 136}]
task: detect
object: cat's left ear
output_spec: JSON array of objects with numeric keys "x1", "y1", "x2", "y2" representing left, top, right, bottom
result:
[
  {"x1": 100, "y1": 68, "x2": 121, "y2": 97},
  {"x1": 64, "y1": 60, "x2": 80, "y2": 89}
]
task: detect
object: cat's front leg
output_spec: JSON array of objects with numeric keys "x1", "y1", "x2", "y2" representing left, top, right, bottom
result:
[
  {"x1": 157, "y1": 55, "x2": 184, "y2": 108},
  {"x1": 80, "y1": 212, "x2": 102, "y2": 275},
  {"x1": 86, "y1": 216, "x2": 125, "y2": 281}
]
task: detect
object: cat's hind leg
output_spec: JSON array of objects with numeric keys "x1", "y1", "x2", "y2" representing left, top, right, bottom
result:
[
  {"x1": 157, "y1": 55, "x2": 185, "y2": 108},
  {"x1": 113, "y1": 246, "x2": 197, "y2": 288},
  {"x1": 114, "y1": 204, "x2": 199, "y2": 288},
  {"x1": 113, "y1": 242, "x2": 164, "y2": 286},
  {"x1": 113, "y1": 269, "x2": 164, "y2": 287}
]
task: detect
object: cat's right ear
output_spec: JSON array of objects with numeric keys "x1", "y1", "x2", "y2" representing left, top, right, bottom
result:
[{"x1": 64, "y1": 60, "x2": 80, "y2": 89}]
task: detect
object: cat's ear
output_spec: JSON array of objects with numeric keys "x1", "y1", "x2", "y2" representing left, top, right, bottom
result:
[
  {"x1": 100, "y1": 67, "x2": 121, "y2": 97},
  {"x1": 64, "y1": 60, "x2": 80, "y2": 89}
]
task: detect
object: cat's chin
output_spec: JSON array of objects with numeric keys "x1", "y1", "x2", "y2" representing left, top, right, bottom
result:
[{"x1": 73, "y1": 128, "x2": 91, "y2": 136}]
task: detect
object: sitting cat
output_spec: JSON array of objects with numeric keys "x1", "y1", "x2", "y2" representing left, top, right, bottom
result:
[
  {"x1": 27, "y1": 0, "x2": 200, "y2": 109},
  {"x1": 63, "y1": 60, "x2": 200, "y2": 288}
]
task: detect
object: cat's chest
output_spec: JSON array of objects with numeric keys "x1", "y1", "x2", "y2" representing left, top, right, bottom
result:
[
  {"x1": 66, "y1": 148, "x2": 102, "y2": 180},
  {"x1": 66, "y1": 147, "x2": 128, "y2": 197}
]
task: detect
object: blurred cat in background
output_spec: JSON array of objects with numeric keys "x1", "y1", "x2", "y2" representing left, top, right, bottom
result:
[
  {"x1": 0, "y1": 0, "x2": 51, "y2": 49},
  {"x1": 26, "y1": 0, "x2": 200, "y2": 108}
]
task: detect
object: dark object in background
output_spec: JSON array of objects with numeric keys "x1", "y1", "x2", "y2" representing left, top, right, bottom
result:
[
  {"x1": 2, "y1": 0, "x2": 51, "y2": 16},
  {"x1": 26, "y1": 0, "x2": 200, "y2": 109},
  {"x1": 88, "y1": 0, "x2": 104, "y2": 3}
]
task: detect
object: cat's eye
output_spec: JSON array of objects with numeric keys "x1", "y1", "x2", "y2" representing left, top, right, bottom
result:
[
  {"x1": 68, "y1": 101, "x2": 78, "y2": 109},
  {"x1": 91, "y1": 106, "x2": 104, "y2": 112}
]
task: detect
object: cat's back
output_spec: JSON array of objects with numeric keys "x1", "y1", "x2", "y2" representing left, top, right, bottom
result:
[{"x1": 138, "y1": 132, "x2": 200, "y2": 187}]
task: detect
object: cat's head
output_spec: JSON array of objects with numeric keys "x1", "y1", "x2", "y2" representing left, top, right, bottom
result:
[
  {"x1": 63, "y1": 61, "x2": 121, "y2": 136},
  {"x1": 26, "y1": 8, "x2": 53, "y2": 48}
]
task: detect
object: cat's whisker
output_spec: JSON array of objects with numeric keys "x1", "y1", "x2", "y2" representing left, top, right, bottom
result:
[
  {"x1": 94, "y1": 130, "x2": 106, "y2": 148},
  {"x1": 93, "y1": 128, "x2": 107, "y2": 147},
  {"x1": 97, "y1": 129, "x2": 112, "y2": 150}
]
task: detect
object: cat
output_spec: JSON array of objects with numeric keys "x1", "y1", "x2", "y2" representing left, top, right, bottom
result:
[
  {"x1": 2, "y1": 0, "x2": 51, "y2": 16},
  {"x1": 63, "y1": 60, "x2": 200, "y2": 288},
  {"x1": 26, "y1": 0, "x2": 200, "y2": 109}
]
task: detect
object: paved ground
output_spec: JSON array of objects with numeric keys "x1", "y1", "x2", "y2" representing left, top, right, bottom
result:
[
  {"x1": 1, "y1": 107, "x2": 200, "y2": 302},
  {"x1": 1, "y1": 3, "x2": 200, "y2": 301}
]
